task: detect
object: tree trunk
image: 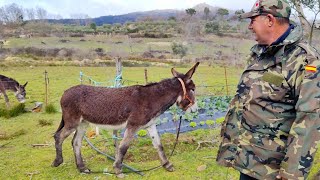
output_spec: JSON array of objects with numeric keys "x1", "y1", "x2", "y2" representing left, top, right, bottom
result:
[{"x1": 293, "y1": 1, "x2": 311, "y2": 39}]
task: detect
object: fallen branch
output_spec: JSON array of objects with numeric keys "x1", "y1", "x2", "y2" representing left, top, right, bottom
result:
[
  {"x1": 196, "y1": 140, "x2": 217, "y2": 150},
  {"x1": 31, "y1": 144, "x2": 50, "y2": 147},
  {"x1": 26, "y1": 171, "x2": 40, "y2": 180}
]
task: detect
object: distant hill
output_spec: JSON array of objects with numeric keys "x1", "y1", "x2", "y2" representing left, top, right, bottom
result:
[
  {"x1": 48, "y1": 9, "x2": 181, "y2": 25},
  {"x1": 48, "y1": 3, "x2": 231, "y2": 25}
]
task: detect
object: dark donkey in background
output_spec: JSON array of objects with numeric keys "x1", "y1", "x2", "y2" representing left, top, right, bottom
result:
[
  {"x1": 52, "y1": 62, "x2": 200, "y2": 175},
  {"x1": 0, "y1": 75, "x2": 28, "y2": 107}
]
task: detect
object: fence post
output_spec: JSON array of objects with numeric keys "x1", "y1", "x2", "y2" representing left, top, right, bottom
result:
[
  {"x1": 144, "y1": 68, "x2": 148, "y2": 84},
  {"x1": 115, "y1": 56, "x2": 122, "y2": 87},
  {"x1": 224, "y1": 66, "x2": 229, "y2": 96},
  {"x1": 80, "y1": 71, "x2": 83, "y2": 84},
  {"x1": 112, "y1": 56, "x2": 123, "y2": 147},
  {"x1": 44, "y1": 70, "x2": 49, "y2": 106}
]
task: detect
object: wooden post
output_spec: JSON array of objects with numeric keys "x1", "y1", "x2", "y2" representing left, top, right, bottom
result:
[
  {"x1": 80, "y1": 71, "x2": 83, "y2": 84},
  {"x1": 144, "y1": 68, "x2": 148, "y2": 84},
  {"x1": 44, "y1": 70, "x2": 49, "y2": 106},
  {"x1": 112, "y1": 56, "x2": 123, "y2": 146},
  {"x1": 115, "y1": 56, "x2": 122, "y2": 88},
  {"x1": 224, "y1": 66, "x2": 229, "y2": 96}
]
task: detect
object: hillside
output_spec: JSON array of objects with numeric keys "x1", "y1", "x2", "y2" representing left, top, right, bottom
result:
[{"x1": 48, "y1": 3, "x2": 221, "y2": 25}]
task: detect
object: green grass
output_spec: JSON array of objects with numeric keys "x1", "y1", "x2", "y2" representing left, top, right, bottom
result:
[
  {"x1": 45, "y1": 104, "x2": 58, "y2": 114},
  {"x1": 4, "y1": 34, "x2": 255, "y2": 61},
  {"x1": 0, "y1": 104, "x2": 26, "y2": 118}
]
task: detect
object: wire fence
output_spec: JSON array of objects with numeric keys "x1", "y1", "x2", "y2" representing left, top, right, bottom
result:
[{"x1": 79, "y1": 69, "x2": 239, "y2": 97}]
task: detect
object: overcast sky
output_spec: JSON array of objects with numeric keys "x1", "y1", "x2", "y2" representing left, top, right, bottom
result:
[{"x1": 0, "y1": 0, "x2": 257, "y2": 18}]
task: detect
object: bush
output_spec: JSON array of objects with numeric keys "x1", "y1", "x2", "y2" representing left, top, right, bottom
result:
[
  {"x1": 0, "y1": 104, "x2": 26, "y2": 118},
  {"x1": 205, "y1": 22, "x2": 220, "y2": 34},
  {"x1": 38, "y1": 119, "x2": 53, "y2": 126},
  {"x1": 45, "y1": 104, "x2": 57, "y2": 114},
  {"x1": 171, "y1": 42, "x2": 188, "y2": 58}
]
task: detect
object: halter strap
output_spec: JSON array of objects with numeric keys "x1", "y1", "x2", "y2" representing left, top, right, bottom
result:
[{"x1": 177, "y1": 78, "x2": 194, "y2": 110}]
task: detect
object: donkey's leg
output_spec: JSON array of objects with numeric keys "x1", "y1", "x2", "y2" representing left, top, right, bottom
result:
[
  {"x1": 147, "y1": 124, "x2": 174, "y2": 172},
  {"x1": 52, "y1": 124, "x2": 76, "y2": 167},
  {"x1": 3, "y1": 91, "x2": 10, "y2": 107},
  {"x1": 113, "y1": 127, "x2": 138, "y2": 175},
  {"x1": 72, "y1": 121, "x2": 89, "y2": 173}
]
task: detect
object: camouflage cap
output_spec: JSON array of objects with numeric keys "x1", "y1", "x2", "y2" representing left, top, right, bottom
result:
[{"x1": 239, "y1": 0, "x2": 291, "y2": 19}]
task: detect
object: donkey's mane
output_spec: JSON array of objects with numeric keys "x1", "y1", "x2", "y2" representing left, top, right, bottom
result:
[
  {"x1": 0, "y1": 75, "x2": 19, "y2": 84},
  {"x1": 143, "y1": 78, "x2": 180, "y2": 96}
]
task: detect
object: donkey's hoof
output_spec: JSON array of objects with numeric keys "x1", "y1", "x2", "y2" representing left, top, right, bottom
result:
[
  {"x1": 163, "y1": 162, "x2": 174, "y2": 172},
  {"x1": 79, "y1": 167, "x2": 91, "y2": 174},
  {"x1": 52, "y1": 159, "x2": 63, "y2": 167}
]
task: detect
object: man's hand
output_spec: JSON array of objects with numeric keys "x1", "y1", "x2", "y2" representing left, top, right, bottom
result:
[{"x1": 276, "y1": 175, "x2": 288, "y2": 180}]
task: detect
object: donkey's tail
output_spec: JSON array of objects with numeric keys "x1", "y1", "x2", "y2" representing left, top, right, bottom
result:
[{"x1": 55, "y1": 118, "x2": 65, "y2": 134}]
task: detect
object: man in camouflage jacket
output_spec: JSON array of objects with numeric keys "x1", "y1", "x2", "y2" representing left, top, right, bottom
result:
[{"x1": 216, "y1": 0, "x2": 320, "y2": 179}]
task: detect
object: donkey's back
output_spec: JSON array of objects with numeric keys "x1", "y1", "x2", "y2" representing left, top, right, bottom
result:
[{"x1": 61, "y1": 84, "x2": 144, "y2": 126}]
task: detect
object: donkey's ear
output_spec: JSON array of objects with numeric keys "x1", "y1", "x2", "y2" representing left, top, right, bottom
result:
[
  {"x1": 23, "y1": 82, "x2": 28, "y2": 87},
  {"x1": 171, "y1": 68, "x2": 182, "y2": 77},
  {"x1": 185, "y1": 62, "x2": 200, "y2": 79}
]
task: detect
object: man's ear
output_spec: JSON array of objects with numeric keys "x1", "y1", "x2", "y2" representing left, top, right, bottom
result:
[{"x1": 266, "y1": 14, "x2": 275, "y2": 27}]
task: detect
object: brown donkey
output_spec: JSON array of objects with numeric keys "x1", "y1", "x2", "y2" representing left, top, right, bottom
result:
[{"x1": 52, "y1": 62, "x2": 200, "y2": 175}]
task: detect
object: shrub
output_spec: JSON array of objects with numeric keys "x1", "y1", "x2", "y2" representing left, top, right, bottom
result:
[
  {"x1": 205, "y1": 22, "x2": 220, "y2": 34},
  {"x1": 38, "y1": 119, "x2": 53, "y2": 126},
  {"x1": 45, "y1": 104, "x2": 57, "y2": 114},
  {"x1": 0, "y1": 104, "x2": 26, "y2": 118},
  {"x1": 171, "y1": 42, "x2": 188, "y2": 58}
]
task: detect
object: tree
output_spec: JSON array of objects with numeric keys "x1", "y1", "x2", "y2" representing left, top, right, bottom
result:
[
  {"x1": 185, "y1": 8, "x2": 196, "y2": 17},
  {"x1": 0, "y1": 3, "x2": 24, "y2": 24},
  {"x1": 36, "y1": 6, "x2": 47, "y2": 20},
  {"x1": 204, "y1": 7, "x2": 210, "y2": 20},
  {"x1": 217, "y1": 8, "x2": 229, "y2": 18},
  {"x1": 235, "y1": 9, "x2": 245, "y2": 15},
  {"x1": 288, "y1": 0, "x2": 320, "y2": 44},
  {"x1": 25, "y1": 8, "x2": 35, "y2": 20},
  {"x1": 90, "y1": 22, "x2": 97, "y2": 32},
  {"x1": 168, "y1": 16, "x2": 177, "y2": 21}
]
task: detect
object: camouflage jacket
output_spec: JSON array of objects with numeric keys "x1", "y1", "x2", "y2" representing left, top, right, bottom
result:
[{"x1": 216, "y1": 24, "x2": 320, "y2": 180}]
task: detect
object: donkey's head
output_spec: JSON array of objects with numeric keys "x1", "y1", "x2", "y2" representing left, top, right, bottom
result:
[
  {"x1": 171, "y1": 62, "x2": 199, "y2": 113},
  {"x1": 15, "y1": 82, "x2": 28, "y2": 103}
]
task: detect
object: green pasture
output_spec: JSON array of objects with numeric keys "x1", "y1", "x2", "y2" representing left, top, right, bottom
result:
[
  {"x1": 0, "y1": 65, "x2": 242, "y2": 109},
  {"x1": 4, "y1": 34, "x2": 255, "y2": 61},
  {"x1": 1, "y1": 65, "x2": 320, "y2": 179}
]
